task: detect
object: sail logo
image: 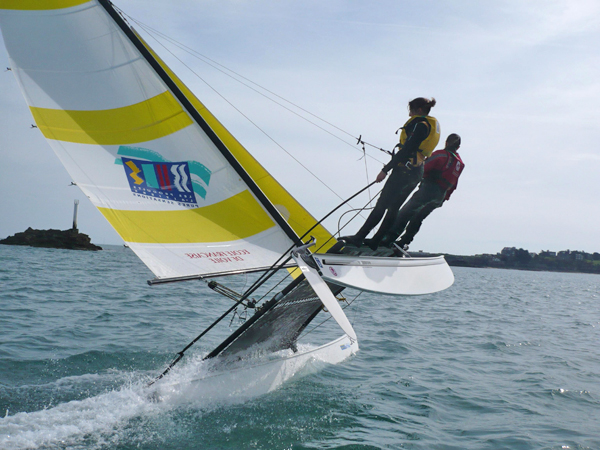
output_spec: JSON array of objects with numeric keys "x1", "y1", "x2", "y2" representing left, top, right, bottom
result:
[
  {"x1": 122, "y1": 157, "x2": 198, "y2": 206},
  {"x1": 116, "y1": 146, "x2": 212, "y2": 203}
]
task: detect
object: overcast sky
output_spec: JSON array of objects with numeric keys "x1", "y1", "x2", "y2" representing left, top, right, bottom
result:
[{"x1": 1, "y1": 0, "x2": 599, "y2": 256}]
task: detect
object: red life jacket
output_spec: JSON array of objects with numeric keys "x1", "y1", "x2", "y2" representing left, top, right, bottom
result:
[
  {"x1": 424, "y1": 149, "x2": 464, "y2": 196},
  {"x1": 439, "y1": 151, "x2": 464, "y2": 190}
]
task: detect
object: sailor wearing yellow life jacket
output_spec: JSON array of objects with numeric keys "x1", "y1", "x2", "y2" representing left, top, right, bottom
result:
[
  {"x1": 397, "y1": 114, "x2": 440, "y2": 166},
  {"x1": 340, "y1": 97, "x2": 440, "y2": 248}
]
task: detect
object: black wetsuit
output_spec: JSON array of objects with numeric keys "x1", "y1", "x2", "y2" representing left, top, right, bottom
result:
[
  {"x1": 384, "y1": 180, "x2": 446, "y2": 247},
  {"x1": 382, "y1": 148, "x2": 464, "y2": 248},
  {"x1": 348, "y1": 119, "x2": 430, "y2": 245}
]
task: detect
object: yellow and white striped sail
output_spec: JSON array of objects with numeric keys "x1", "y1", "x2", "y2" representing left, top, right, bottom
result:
[{"x1": 0, "y1": 0, "x2": 335, "y2": 280}]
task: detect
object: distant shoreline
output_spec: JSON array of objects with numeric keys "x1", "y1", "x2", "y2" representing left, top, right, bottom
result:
[
  {"x1": 435, "y1": 247, "x2": 600, "y2": 275},
  {"x1": 2, "y1": 237, "x2": 598, "y2": 276}
]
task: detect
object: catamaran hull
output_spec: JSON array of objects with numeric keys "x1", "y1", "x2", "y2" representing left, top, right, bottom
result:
[
  {"x1": 313, "y1": 254, "x2": 454, "y2": 296},
  {"x1": 152, "y1": 335, "x2": 358, "y2": 404}
]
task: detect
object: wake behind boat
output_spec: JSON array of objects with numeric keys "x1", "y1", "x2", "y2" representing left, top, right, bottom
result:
[{"x1": 0, "y1": 0, "x2": 453, "y2": 395}]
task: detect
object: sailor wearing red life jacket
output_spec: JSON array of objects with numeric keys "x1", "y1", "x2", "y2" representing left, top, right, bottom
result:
[
  {"x1": 371, "y1": 134, "x2": 464, "y2": 251},
  {"x1": 425, "y1": 135, "x2": 464, "y2": 201}
]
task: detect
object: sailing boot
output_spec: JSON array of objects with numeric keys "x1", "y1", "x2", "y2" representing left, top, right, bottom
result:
[
  {"x1": 326, "y1": 241, "x2": 346, "y2": 254},
  {"x1": 340, "y1": 206, "x2": 385, "y2": 248},
  {"x1": 378, "y1": 232, "x2": 400, "y2": 249},
  {"x1": 339, "y1": 234, "x2": 366, "y2": 247},
  {"x1": 363, "y1": 225, "x2": 394, "y2": 251},
  {"x1": 362, "y1": 238, "x2": 380, "y2": 251}
]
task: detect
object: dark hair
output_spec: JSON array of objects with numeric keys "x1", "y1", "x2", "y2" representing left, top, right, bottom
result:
[
  {"x1": 408, "y1": 97, "x2": 436, "y2": 115},
  {"x1": 446, "y1": 133, "x2": 461, "y2": 151}
]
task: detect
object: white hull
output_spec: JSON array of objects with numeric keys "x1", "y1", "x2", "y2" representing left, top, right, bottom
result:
[
  {"x1": 152, "y1": 335, "x2": 358, "y2": 404},
  {"x1": 313, "y1": 253, "x2": 454, "y2": 296}
]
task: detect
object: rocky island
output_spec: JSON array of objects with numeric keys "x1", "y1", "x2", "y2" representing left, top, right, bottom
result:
[{"x1": 0, "y1": 227, "x2": 102, "y2": 251}]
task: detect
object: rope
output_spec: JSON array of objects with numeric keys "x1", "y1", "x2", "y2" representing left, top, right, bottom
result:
[{"x1": 129, "y1": 20, "x2": 353, "y2": 206}]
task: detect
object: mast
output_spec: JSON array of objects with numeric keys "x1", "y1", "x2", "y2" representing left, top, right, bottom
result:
[{"x1": 97, "y1": 0, "x2": 302, "y2": 248}]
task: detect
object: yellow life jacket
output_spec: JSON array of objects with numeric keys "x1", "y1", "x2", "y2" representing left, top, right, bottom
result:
[{"x1": 399, "y1": 115, "x2": 440, "y2": 165}]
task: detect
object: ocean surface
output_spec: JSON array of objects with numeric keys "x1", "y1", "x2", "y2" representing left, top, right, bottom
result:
[{"x1": 1, "y1": 244, "x2": 600, "y2": 450}]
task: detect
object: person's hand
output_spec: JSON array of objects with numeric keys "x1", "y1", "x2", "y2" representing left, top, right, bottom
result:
[{"x1": 376, "y1": 170, "x2": 387, "y2": 183}]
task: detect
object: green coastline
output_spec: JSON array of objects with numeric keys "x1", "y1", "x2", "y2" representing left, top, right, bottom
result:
[{"x1": 433, "y1": 247, "x2": 600, "y2": 275}]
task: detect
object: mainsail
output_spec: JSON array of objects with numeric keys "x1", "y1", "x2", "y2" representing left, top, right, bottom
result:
[{"x1": 0, "y1": 0, "x2": 335, "y2": 282}]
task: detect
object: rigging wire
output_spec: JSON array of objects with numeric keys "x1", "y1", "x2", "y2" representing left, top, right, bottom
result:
[
  {"x1": 335, "y1": 187, "x2": 382, "y2": 239},
  {"x1": 252, "y1": 269, "x2": 294, "y2": 305},
  {"x1": 338, "y1": 206, "x2": 373, "y2": 234},
  {"x1": 358, "y1": 138, "x2": 373, "y2": 200},
  {"x1": 131, "y1": 22, "x2": 343, "y2": 200},
  {"x1": 114, "y1": 7, "x2": 390, "y2": 161},
  {"x1": 299, "y1": 291, "x2": 363, "y2": 340},
  {"x1": 114, "y1": 6, "x2": 394, "y2": 211},
  {"x1": 127, "y1": 19, "x2": 347, "y2": 203}
]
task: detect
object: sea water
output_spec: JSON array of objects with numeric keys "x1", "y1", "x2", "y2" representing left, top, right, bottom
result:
[{"x1": 1, "y1": 244, "x2": 599, "y2": 450}]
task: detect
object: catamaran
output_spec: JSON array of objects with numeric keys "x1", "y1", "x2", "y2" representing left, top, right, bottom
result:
[{"x1": 0, "y1": 0, "x2": 454, "y2": 395}]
